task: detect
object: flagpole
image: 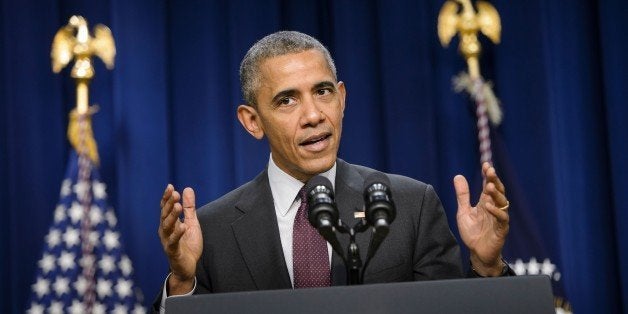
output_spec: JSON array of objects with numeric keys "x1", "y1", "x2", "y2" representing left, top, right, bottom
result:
[
  {"x1": 28, "y1": 14, "x2": 145, "y2": 313},
  {"x1": 437, "y1": 2, "x2": 572, "y2": 312},
  {"x1": 437, "y1": 0, "x2": 503, "y2": 165}
]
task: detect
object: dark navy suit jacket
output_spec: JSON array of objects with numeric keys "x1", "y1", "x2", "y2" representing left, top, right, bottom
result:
[{"x1": 153, "y1": 159, "x2": 463, "y2": 311}]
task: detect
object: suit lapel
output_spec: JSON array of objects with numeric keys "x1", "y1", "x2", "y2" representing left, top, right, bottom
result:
[
  {"x1": 230, "y1": 161, "x2": 371, "y2": 288},
  {"x1": 331, "y1": 159, "x2": 371, "y2": 286},
  {"x1": 231, "y1": 171, "x2": 292, "y2": 290}
]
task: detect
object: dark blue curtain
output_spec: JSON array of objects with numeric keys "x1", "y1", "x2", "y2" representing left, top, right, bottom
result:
[{"x1": 1, "y1": 0, "x2": 626, "y2": 312}]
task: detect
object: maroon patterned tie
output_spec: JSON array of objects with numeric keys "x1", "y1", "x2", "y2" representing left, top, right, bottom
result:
[{"x1": 292, "y1": 186, "x2": 331, "y2": 288}]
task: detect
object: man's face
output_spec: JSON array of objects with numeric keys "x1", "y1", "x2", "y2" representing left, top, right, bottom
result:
[{"x1": 238, "y1": 49, "x2": 346, "y2": 182}]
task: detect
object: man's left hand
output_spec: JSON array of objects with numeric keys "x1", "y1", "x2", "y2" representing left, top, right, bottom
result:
[{"x1": 454, "y1": 162, "x2": 510, "y2": 276}]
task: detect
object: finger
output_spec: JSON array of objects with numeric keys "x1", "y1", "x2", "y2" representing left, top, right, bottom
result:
[
  {"x1": 482, "y1": 162, "x2": 492, "y2": 176},
  {"x1": 484, "y1": 182, "x2": 508, "y2": 207},
  {"x1": 167, "y1": 222, "x2": 188, "y2": 251},
  {"x1": 162, "y1": 195, "x2": 182, "y2": 236},
  {"x1": 484, "y1": 202, "x2": 510, "y2": 223},
  {"x1": 453, "y1": 175, "x2": 471, "y2": 209},
  {"x1": 182, "y1": 187, "x2": 197, "y2": 223},
  {"x1": 481, "y1": 162, "x2": 491, "y2": 186},
  {"x1": 160, "y1": 188, "x2": 180, "y2": 222},
  {"x1": 485, "y1": 167, "x2": 506, "y2": 194},
  {"x1": 160, "y1": 184, "x2": 174, "y2": 208}
]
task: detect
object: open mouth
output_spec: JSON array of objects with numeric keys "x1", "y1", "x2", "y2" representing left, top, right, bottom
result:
[{"x1": 300, "y1": 133, "x2": 331, "y2": 146}]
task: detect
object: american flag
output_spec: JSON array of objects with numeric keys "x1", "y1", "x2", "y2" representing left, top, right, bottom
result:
[{"x1": 26, "y1": 151, "x2": 145, "y2": 314}]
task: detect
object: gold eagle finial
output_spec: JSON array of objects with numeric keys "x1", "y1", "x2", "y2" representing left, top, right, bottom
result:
[
  {"x1": 437, "y1": 0, "x2": 501, "y2": 78},
  {"x1": 51, "y1": 16, "x2": 116, "y2": 165},
  {"x1": 51, "y1": 15, "x2": 115, "y2": 76}
]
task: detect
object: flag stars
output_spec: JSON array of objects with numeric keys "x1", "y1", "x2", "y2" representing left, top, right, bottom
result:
[
  {"x1": 93, "y1": 180, "x2": 107, "y2": 199},
  {"x1": 541, "y1": 258, "x2": 556, "y2": 276},
  {"x1": 132, "y1": 304, "x2": 147, "y2": 314},
  {"x1": 31, "y1": 277, "x2": 50, "y2": 298},
  {"x1": 93, "y1": 303, "x2": 107, "y2": 314},
  {"x1": 30, "y1": 165, "x2": 144, "y2": 311},
  {"x1": 26, "y1": 303, "x2": 44, "y2": 314},
  {"x1": 90, "y1": 205, "x2": 103, "y2": 225},
  {"x1": 510, "y1": 257, "x2": 561, "y2": 280},
  {"x1": 103, "y1": 230, "x2": 120, "y2": 250},
  {"x1": 106, "y1": 209, "x2": 117, "y2": 227},
  {"x1": 68, "y1": 202, "x2": 84, "y2": 224},
  {"x1": 89, "y1": 230, "x2": 100, "y2": 246},
  {"x1": 68, "y1": 300, "x2": 85, "y2": 314},
  {"x1": 49, "y1": 301, "x2": 64, "y2": 314},
  {"x1": 58, "y1": 251, "x2": 76, "y2": 272},
  {"x1": 115, "y1": 279, "x2": 133, "y2": 298},
  {"x1": 512, "y1": 259, "x2": 526, "y2": 275},
  {"x1": 119, "y1": 255, "x2": 133, "y2": 276},
  {"x1": 62, "y1": 227, "x2": 80, "y2": 248},
  {"x1": 73, "y1": 180, "x2": 91, "y2": 199},
  {"x1": 60, "y1": 179, "x2": 72, "y2": 197},
  {"x1": 112, "y1": 304, "x2": 128, "y2": 314},
  {"x1": 527, "y1": 257, "x2": 540, "y2": 275},
  {"x1": 99, "y1": 254, "x2": 116, "y2": 274},
  {"x1": 38, "y1": 253, "x2": 56, "y2": 274},
  {"x1": 52, "y1": 276, "x2": 70, "y2": 296},
  {"x1": 54, "y1": 204, "x2": 66, "y2": 223},
  {"x1": 46, "y1": 229, "x2": 62, "y2": 248},
  {"x1": 96, "y1": 279, "x2": 113, "y2": 298},
  {"x1": 79, "y1": 254, "x2": 95, "y2": 269},
  {"x1": 74, "y1": 275, "x2": 88, "y2": 296}
]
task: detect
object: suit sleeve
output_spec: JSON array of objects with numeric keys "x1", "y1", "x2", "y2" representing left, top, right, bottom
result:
[
  {"x1": 150, "y1": 258, "x2": 213, "y2": 313},
  {"x1": 193, "y1": 249, "x2": 213, "y2": 294},
  {"x1": 412, "y1": 184, "x2": 464, "y2": 280}
]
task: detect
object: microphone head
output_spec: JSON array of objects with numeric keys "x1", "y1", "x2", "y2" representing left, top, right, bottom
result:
[
  {"x1": 306, "y1": 175, "x2": 334, "y2": 198},
  {"x1": 363, "y1": 172, "x2": 396, "y2": 226},
  {"x1": 363, "y1": 172, "x2": 391, "y2": 193},
  {"x1": 305, "y1": 175, "x2": 339, "y2": 228}
]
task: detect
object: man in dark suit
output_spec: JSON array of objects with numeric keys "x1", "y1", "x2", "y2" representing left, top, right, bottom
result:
[{"x1": 155, "y1": 31, "x2": 510, "y2": 311}]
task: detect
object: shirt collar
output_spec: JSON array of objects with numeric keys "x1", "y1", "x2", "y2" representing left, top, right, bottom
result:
[{"x1": 267, "y1": 154, "x2": 337, "y2": 217}]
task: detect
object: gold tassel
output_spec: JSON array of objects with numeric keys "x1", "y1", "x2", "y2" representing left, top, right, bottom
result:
[{"x1": 67, "y1": 106, "x2": 100, "y2": 165}]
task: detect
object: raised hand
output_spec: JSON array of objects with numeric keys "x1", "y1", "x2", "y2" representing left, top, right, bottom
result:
[
  {"x1": 454, "y1": 162, "x2": 509, "y2": 276},
  {"x1": 158, "y1": 184, "x2": 203, "y2": 294}
]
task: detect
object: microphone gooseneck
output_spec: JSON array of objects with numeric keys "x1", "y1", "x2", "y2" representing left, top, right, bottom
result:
[{"x1": 361, "y1": 172, "x2": 396, "y2": 282}]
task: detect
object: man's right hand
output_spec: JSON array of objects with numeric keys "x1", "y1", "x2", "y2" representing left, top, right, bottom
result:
[{"x1": 158, "y1": 184, "x2": 203, "y2": 295}]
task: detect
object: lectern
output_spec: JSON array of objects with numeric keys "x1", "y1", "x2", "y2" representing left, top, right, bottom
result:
[{"x1": 166, "y1": 275, "x2": 554, "y2": 314}]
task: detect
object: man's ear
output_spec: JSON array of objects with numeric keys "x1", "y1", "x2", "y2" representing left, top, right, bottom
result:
[
  {"x1": 237, "y1": 104, "x2": 265, "y2": 140},
  {"x1": 338, "y1": 81, "x2": 347, "y2": 116}
]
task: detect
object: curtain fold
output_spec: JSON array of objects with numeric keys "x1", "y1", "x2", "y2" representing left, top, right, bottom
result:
[{"x1": 598, "y1": 1, "x2": 628, "y2": 305}]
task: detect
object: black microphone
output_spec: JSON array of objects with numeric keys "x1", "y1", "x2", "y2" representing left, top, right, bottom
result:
[
  {"x1": 361, "y1": 172, "x2": 396, "y2": 283},
  {"x1": 305, "y1": 176, "x2": 346, "y2": 263},
  {"x1": 306, "y1": 175, "x2": 339, "y2": 230},
  {"x1": 363, "y1": 172, "x2": 396, "y2": 232}
]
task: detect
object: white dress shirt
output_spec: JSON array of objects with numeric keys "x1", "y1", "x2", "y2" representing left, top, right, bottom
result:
[{"x1": 160, "y1": 154, "x2": 336, "y2": 312}]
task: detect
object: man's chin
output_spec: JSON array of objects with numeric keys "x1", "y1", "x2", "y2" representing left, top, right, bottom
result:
[{"x1": 301, "y1": 156, "x2": 336, "y2": 176}]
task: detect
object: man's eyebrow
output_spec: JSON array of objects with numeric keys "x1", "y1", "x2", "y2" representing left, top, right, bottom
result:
[
  {"x1": 270, "y1": 81, "x2": 337, "y2": 104},
  {"x1": 312, "y1": 81, "x2": 336, "y2": 91}
]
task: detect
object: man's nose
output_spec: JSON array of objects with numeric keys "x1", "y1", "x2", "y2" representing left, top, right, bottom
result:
[{"x1": 300, "y1": 97, "x2": 325, "y2": 126}]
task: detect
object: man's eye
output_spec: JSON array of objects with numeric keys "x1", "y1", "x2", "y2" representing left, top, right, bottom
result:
[
  {"x1": 278, "y1": 97, "x2": 296, "y2": 106},
  {"x1": 316, "y1": 88, "x2": 332, "y2": 96}
]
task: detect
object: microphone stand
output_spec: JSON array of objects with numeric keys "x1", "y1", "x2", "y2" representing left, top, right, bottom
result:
[{"x1": 334, "y1": 219, "x2": 370, "y2": 285}]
